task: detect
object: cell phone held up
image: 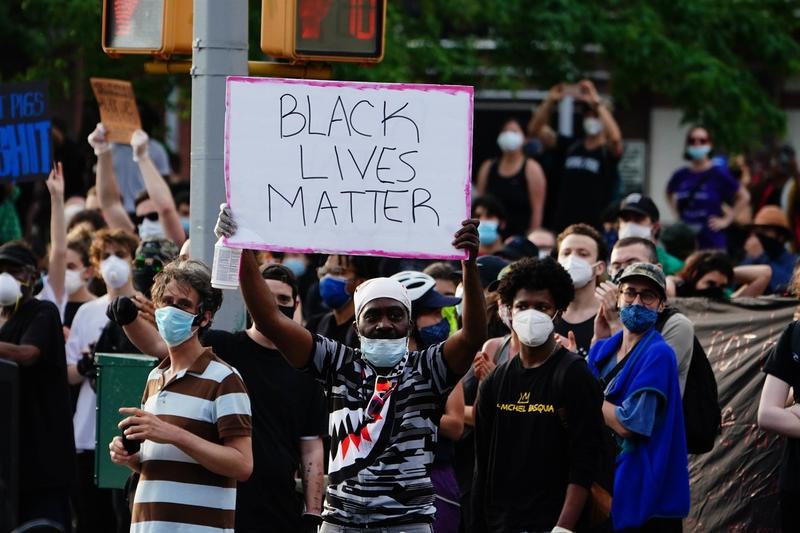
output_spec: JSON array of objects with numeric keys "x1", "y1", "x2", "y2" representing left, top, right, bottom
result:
[{"x1": 121, "y1": 424, "x2": 141, "y2": 454}]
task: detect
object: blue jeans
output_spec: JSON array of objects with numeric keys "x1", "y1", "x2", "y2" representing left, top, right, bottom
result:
[{"x1": 320, "y1": 523, "x2": 433, "y2": 533}]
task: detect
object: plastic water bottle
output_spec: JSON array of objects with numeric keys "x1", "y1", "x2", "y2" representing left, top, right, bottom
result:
[{"x1": 211, "y1": 238, "x2": 242, "y2": 290}]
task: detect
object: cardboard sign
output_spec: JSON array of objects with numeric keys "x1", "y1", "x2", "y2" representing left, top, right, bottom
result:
[
  {"x1": 224, "y1": 77, "x2": 473, "y2": 260},
  {"x1": 90, "y1": 78, "x2": 141, "y2": 144},
  {"x1": 0, "y1": 80, "x2": 51, "y2": 182}
]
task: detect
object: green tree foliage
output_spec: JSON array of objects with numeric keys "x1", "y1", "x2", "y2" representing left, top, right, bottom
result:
[{"x1": 337, "y1": 0, "x2": 800, "y2": 151}]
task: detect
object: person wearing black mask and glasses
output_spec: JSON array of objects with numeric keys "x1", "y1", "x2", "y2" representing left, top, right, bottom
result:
[{"x1": 741, "y1": 205, "x2": 797, "y2": 295}]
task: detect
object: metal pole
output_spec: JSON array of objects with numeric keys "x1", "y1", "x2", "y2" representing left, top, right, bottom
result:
[{"x1": 190, "y1": 0, "x2": 248, "y2": 331}]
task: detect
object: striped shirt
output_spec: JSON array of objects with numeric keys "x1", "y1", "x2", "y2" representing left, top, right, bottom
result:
[
  {"x1": 131, "y1": 349, "x2": 252, "y2": 533},
  {"x1": 308, "y1": 335, "x2": 457, "y2": 526}
]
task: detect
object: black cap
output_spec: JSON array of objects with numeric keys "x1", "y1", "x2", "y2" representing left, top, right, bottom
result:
[
  {"x1": 476, "y1": 255, "x2": 509, "y2": 289},
  {"x1": 494, "y1": 235, "x2": 539, "y2": 261},
  {"x1": 619, "y1": 193, "x2": 660, "y2": 222},
  {"x1": 0, "y1": 241, "x2": 37, "y2": 269},
  {"x1": 415, "y1": 287, "x2": 462, "y2": 310}
]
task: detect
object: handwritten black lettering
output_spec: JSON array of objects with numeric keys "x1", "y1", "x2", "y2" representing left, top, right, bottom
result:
[
  {"x1": 364, "y1": 189, "x2": 386, "y2": 224},
  {"x1": 333, "y1": 145, "x2": 344, "y2": 180},
  {"x1": 307, "y1": 95, "x2": 325, "y2": 136},
  {"x1": 375, "y1": 147, "x2": 396, "y2": 184},
  {"x1": 383, "y1": 189, "x2": 408, "y2": 223},
  {"x1": 397, "y1": 150, "x2": 418, "y2": 183},
  {"x1": 349, "y1": 99, "x2": 374, "y2": 137},
  {"x1": 412, "y1": 188, "x2": 439, "y2": 225},
  {"x1": 327, "y1": 96, "x2": 352, "y2": 137},
  {"x1": 382, "y1": 101, "x2": 420, "y2": 143},
  {"x1": 340, "y1": 190, "x2": 366, "y2": 223},
  {"x1": 280, "y1": 94, "x2": 306, "y2": 138},
  {"x1": 299, "y1": 145, "x2": 328, "y2": 180},
  {"x1": 348, "y1": 146, "x2": 378, "y2": 180},
  {"x1": 314, "y1": 190, "x2": 338, "y2": 225},
  {"x1": 268, "y1": 184, "x2": 306, "y2": 226}
]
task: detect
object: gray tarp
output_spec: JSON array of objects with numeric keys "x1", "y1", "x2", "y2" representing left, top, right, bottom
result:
[{"x1": 671, "y1": 297, "x2": 797, "y2": 532}]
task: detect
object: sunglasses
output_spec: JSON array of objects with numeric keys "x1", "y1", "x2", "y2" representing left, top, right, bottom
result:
[
  {"x1": 135, "y1": 212, "x2": 159, "y2": 225},
  {"x1": 687, "y1": 137, "x2": 709, "y2": 146}
]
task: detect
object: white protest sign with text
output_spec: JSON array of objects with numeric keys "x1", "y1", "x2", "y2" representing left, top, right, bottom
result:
[{"x1": 224, "y1": 77, "x2": 473, "y2": 259}]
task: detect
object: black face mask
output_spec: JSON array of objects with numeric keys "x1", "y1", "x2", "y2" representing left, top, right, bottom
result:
[
  {"x1": 278, "y1": 305, "x2": 296, "y2": 321},
  {"x1": 756, "y1": 233, "x2": 785, "y2": 259},
  {"x1": 133, "y1": 269, "x2": 157, "y2": 299},
  {"x1": 690, "y1": 286, "x2": 726, "y2": 300}
]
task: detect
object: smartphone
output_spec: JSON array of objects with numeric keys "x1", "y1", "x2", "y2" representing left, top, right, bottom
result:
[
  {"x1": 121, "y1": 426, "x2": 141, "y2": 454},
  {"x1": 562, "y1": 84, "x2": 582, "y2": 98}
]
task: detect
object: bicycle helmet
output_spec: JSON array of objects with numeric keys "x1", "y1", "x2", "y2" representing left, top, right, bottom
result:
[{"x1": 390, "y1": 270, "x2": 436, "y2": 302}]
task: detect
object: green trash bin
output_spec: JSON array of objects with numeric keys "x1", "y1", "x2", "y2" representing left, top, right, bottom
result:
[{"x1": 94, "y1": 352, "x2": 159, "y2": 489}]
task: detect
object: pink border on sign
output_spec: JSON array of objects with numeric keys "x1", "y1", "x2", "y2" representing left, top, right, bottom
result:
[{"x1": 223, "y1": 76, "x2": 473, "y2": 261}]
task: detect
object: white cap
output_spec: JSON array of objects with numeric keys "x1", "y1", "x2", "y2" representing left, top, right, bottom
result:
[{"x1": 354, "y1": 277, "x2": 412, "y2": 319}]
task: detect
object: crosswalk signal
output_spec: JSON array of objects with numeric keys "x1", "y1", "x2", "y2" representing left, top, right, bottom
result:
[
  {"x1": 102, "y1": 0, "x2": 193, "y2": 58},
  {"x1": 261, "y1": 0, "x2": 386, "y2": 63}
]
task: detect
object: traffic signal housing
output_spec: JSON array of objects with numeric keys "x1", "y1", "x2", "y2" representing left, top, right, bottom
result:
[
  {"x1": 102, "y1": 0, "x2": 193, "y2": 58},
  {"x1": 261, "y1": 0, "x2": 386, "y2": 63}
]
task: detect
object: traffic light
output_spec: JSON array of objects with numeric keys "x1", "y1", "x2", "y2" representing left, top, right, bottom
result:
[
  {"x1": 261, "y1": 0, "x2": 386, "y2": 63},
  {"x1": 102, "y1": 0, "x2": 193, "y2": 58}
]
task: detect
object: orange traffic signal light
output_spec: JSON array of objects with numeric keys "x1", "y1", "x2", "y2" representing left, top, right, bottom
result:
[
  {"x1": 261, "y1": 0, "x2": 386, "y2": 63},
  {"x1": 102, "y1": 0, "x2": 193, "y2": 58}
]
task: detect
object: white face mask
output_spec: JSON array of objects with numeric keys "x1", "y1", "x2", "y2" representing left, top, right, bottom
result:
[
  {"x1": 138, "y1": 218, "x2": 166, "y2": 240},
  {"x1": 497, "y1": 130, "x2": 524, "y2": 152},
  {"x1": 498, "y1": 304, "x2": 512, "y2": 328},
  {"x1": 100, "y1": 255, "x2": 131, "y2": 290},
  {"x1": 618, "y1": 222, "x2": 653, "y2": 240},
  {"x1": 64, "y1": 268, "x2": 85, "y2": 295},
  {"x1": 359, "y1": 336, "x2": 408, "y2": 369},
  {"x1": 0, "y1": 273, "x2": 22, "y2": 307},
  {"x1": 512, "y1": 308, "x2": 554, "y2": 347},
  {"x1": 583, "y1": 117, "x2": 603, "y2": 136},
  {"x1": 559, "y1": 256, "x2": 596, "y2": 289}
]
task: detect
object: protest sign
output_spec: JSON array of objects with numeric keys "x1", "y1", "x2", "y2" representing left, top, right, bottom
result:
[
  {"x1": 224, "y1": 77, "x2": 473, "y2": 259},
  {"x1": 90, "y1": 78, "x2": 141, "y2": 144},
  {"x1": 0, "y1": 80, "x2": 50, "y2": 182}
]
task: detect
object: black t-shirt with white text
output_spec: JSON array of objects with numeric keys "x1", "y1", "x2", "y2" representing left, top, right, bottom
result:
[
  {"x1": 2, "y1": 299, "x2": 76, "y2": 492},
  {"x1": 552, "y1": 134, "x2": 620, "y2": 231},
  {"x1": 202, "y1": 330, "x2": 328, "y2": 532},
  {"x1": 472, "y1": 349, "x2": 604, "y2": 532}
]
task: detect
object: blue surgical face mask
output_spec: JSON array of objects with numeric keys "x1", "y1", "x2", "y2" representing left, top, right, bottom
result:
[
  {"x1": 155, "y1": 306, "x2": 198, "y2": 347},
  {"x1": 283, "y1": 258, "x2": 307, "y2": 278},
  {"x1": 478, "y1": 220, "x2": 500, "y2": 246},
  {"x1": 418, "y1": 318, "x2": 450, "y2": 348},
  {"x1": 359, "y1": 336, "x2": 408, "y2": 369},
  {"x1": 181, "y1": 217, "x2": 191, "y2": 235},
  {"x1": 619, "y1": 304, "x2": 658, "y2": 334},
  {"x1": 686, "y1": 145, "x2": 711, "y2": 161},
  {"x1": 319, "y1": 275, "x2": 350, "y2": 310}
]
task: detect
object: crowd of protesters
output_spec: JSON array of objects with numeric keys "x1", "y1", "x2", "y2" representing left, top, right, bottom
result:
[{"x1": 5, "y1": 77, "x2": 800, "y2": 533}]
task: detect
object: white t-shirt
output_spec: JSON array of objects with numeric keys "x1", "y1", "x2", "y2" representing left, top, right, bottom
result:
[
  {"x1": 65, "y1": 295, "x2": 110, "y2": 451},
  {"x1": 36, "y1": 276, "x2": 67, "y2": 323}
]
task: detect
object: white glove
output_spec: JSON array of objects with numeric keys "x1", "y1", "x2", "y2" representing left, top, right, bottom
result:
[
  {"x1": 87, "y1": 123, "x2": 111, "y2": 156},
  {"x1": 214, "y1": 203, "x2": 237, "y2": 239},
  {"x1": 131, "y1": 129, "x2": 149, "y2": 162},
  {"x1": 552, "y1": 527, "x2": 574, "y2": 533}
]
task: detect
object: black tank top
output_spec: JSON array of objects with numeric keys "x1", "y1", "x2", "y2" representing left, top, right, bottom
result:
[{"x1": 485, "y1": 158, "x2": 531, "y2": 237}]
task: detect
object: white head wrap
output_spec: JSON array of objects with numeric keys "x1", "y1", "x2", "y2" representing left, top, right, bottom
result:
[{"x1": 354, "y1": 277, "x2": 412, "y2": 319}]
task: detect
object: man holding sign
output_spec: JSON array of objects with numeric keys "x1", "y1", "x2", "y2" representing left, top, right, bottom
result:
[{"x1": 215, "y1": 205, "x2": 485, "y2": 531}]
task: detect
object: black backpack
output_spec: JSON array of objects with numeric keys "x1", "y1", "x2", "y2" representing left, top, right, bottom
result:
[{"x1": 656, "y1": 307, "x2": 721, "y2": 454}]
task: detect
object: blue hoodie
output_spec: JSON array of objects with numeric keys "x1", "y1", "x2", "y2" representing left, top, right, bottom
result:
[{"x1": 587, "y1": 329, "x2": 690, "y2": 530}]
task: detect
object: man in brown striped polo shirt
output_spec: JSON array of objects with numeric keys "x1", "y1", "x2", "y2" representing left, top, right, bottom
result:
[{"x1": 109, "y1": 259, "x2": 252, "y2": 533}]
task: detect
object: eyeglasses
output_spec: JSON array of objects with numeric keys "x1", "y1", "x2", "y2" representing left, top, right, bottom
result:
[
  {"x1": 365, "y1": 376, "x2": 397, "y2": 423},
  {"x1": 687, "y1": 136, "x2": 709, "y2": 145},
  {"x1": 135, "y1": 212, "x2": 159, "y2": 225},
  {"x1": 621, "y1": 288, "x2": 660, "y2": 306}
]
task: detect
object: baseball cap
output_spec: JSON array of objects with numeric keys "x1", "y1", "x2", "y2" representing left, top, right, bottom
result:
[
  {"x1": 0, "y1": 241, "x2": 37, "y2": 269},
  {"x1": 475, "y1": 255, "x2": 509, "y2": 289},
  {"x1": 486, "y1": 263, "x2": 514, "y2": 293},
  {"x1": 617, "y1": 262, "x2": 667, "y2": 298},
  {"x1": 416, "y1": 287, "x2": 461, "y2": 310},
  {"x1": 494, "y1": 236, "x2": 539, "y2": 261},
  {"x1": 619, "y1": 193, "x2": 660, "y2": 222}
]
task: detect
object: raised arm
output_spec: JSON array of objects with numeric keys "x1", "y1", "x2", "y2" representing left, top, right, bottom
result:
[
  {"x1": 579, "y1": 80, "x2": 623, "y2": 157},
  {"x1": 528, "y1": 83, "x2": 563, "y2": 138},
  {"x1": 732, "y1": 264, "x2": 772, "y2": 297},
  {"x1": 46, "y1": 162, "x2": 67, "y2": 305},
  {"x1": 107, "y1": 296, "x2": 169, "y2": 359},
  {"x1": 443, "y1": 219, "x2": 486, "y2": 375},
  {"x1": 525, "y1": 159, "x2": 546, "y2": 231},
  {"x1": 89, "y1": 123, "x2": 135, "y2": 232},
  {"x1": 131, "y1": 130, "x2": 186, "y2": 246},
  {"x1": 215, "y1": 204, "x2": 314, "y2": 367}
]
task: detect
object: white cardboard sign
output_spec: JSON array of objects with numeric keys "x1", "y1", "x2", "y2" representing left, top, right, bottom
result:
[{"x1": 223, "y1": 77, "x2": 473, "y2": 259}]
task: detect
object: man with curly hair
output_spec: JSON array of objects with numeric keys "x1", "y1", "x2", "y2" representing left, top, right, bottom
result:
[{"x1": 471, "y1": 257, "x2": 605, "y2": 533}]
